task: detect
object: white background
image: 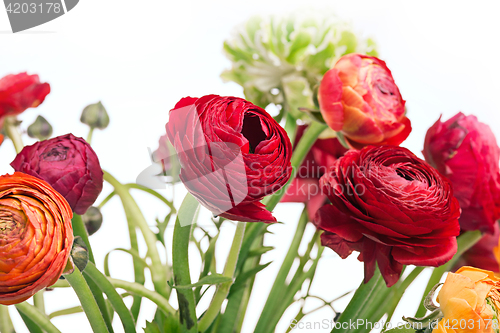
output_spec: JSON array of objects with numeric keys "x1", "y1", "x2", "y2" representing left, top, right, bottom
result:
[{"x1": 1, "y1": 0, "x2": 500, "y2": 332}]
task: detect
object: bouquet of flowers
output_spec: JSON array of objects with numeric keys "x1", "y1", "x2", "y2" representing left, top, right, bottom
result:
[{"x1": 1, "y1": 12, "x2": 499, "y2": 333}]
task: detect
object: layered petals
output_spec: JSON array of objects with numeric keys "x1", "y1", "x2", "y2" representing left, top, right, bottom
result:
[
  {"x1": 165, "y1": 95, "x2": 292, "y2": 222},
  {"x1": 318, "y1": 54, "x2": 410, "y2": 148},
  {"x1": 0, "y1": 172, "x2": 73, "y2": 305},
  {"x1": 433, "y1": 267, "x2": 500, "y2": 333},
  {"x1": 0, "y1": 73, "x2": 50, "y2": 118},
  {"x1": 11, "y1": 134, "x2": 104, "y2": 215},
  {"x1": 313, "y1": 145, "x2": 460, "y2": 287},
  {"x1": 281, "y1": 125, "x2": 348, "y2": 220},
  {"x1": 423, "y1": 113, "x2": 500, "y2": 234}
]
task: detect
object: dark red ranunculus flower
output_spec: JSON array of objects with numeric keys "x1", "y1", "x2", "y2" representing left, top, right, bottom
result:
[
  {"x1": 314, "y1": 145, "x2": 461, "y2": 287},
  {"x1": 454, "y1": 223, "x2": 500, "y2": 273},
  {"x1": 165, "y1": 95, "x2": 292, "y2": 223},
  {"x1": 11, "y1": 134, "x2": 103, "y2": 215},
  {"x1": 423, "y1": 112, "x2": 500, "y2": 234},
  {"x1": 281, "y1": 125, "x2": 348, "y2": 220},
  {"x1": 0, "y1": 73, "x2": 50, "y2": 118},
  {"x1": 318, "y1": 54, "x2": 411, "y2": 149}
]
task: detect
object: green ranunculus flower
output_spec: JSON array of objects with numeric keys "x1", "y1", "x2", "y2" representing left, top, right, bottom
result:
[{"x1": 221, "y1": 12, "x2": 378, "y2": 120}]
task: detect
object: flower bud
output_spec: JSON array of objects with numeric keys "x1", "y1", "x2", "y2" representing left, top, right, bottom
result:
[
  {"x1": 27, "y1": 115, "x2": 53, "y2": 140},
  {"x1": 318, "y1": 54, "x2": 411, "y2": 148},
  {"x1": 82, "y1": 206, "x2": 103, "y2": 236},
  {"x1": 11, "y1": 134, "x2": 104, "y2": 215},
  {"x1": 80, "y1": 101, "x2": 109, "y2": 129},
  {"x1": 423, "y1": 113, "x2": 500, "y2": 234},
  {"x1": 71, "y1": 236, "x2": 89, "y2": 272}
]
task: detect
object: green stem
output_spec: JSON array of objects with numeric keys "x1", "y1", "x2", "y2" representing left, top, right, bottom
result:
[
  {"x1": 65, "y1": 267, "x2": 110, "y2": 333},
  {"x1": 4, "y1": 116, "x2": 24, "y2": 154},
  {"x1": 263, "y1": 121, "x2": 327, "y2": 211},
  {"x1": 48, "y1": 306, "x2": 83, "y2": 319},
  {"x1": 0, "y1": 305, "x2": 15, "y2": 333},
  {"x1": 219, "y1": 122, "x2": 324, "y2": 332},
  {"x1": 18, "y1": 309, "x2": 43, "y2": 333},
  {"x1": 331, "y1": 267, "x2": 389, "y2": 333},
  {"x1": 84, "y1": 262, "x2": 136, "y2": 333},
  {"x1": 97, "y1": 191, "x2": 116, "y2": 209},
  {"x1": 15, "y1": 302, "x2": 61, "y2": 333},
  {"x1": 265, "y1": 233, "x2": 323, "y2": 333},
  {"x1": 103, "y1": 171, "x2": 167, "y2": 297},
  {"x1": 87, "y1": 127, "x2": 95, "y2": 145},
  {"x1": 108, "y1": 278, "x2": 176, "y2": 316},
  {"x1": 415, "y1": 230, "x2": 482, "y2": 317},
  {"x1": 72, "y1": 214, "x2": 95, "y2": 263},
  {"x1": 385, "y1": 266, "x2": 425, "y2": 323},
  {"x1": 127, "y1": 184, "x2": 176, "y2": 213},
  {"x1": 198, "y1": 222, "x2": 247, "y2": 332},
  {"x1": 33, "y1": 291, "x2": 46, "y2": 315},
  {"x1": 255, "y1": 209, "x2": 308, "y2": 331},
  {"x1": 284, "y1": 112, "x2": 297, "y2": 146},
  {"x1": 72, "y1": 214, "x2": 114, "y2": 332},
  {"x1": 172, "y1": 194, "x2": 200, "y2": 333}
]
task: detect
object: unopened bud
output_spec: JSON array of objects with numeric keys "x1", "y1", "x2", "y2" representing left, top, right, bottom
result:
[
  {"x1": 82, "y1": 206, "x2": 103, "y2": 236},
  {"x1": 80, "y1": 101, "x2": 109, "y2": 129},
  {"x1": 71, "y1": 236, "x2": 89, "y2": 272},
  {"x1": 27, "y1": 115, "x2": 53, "y2": 140}
]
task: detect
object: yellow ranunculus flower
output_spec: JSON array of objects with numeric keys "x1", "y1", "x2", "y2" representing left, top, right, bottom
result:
[{"x1": 433, "y1": 266, "x2": 500, "y2": 333}]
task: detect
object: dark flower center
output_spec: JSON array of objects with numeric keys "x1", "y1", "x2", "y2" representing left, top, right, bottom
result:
[
  {"x1": 396, "y1": 168, "x2": 415, "y2": 181},
  {"x1": 241, "y1": 114, "x2": 266, "y2": 153},
  {"x1": 0, "y1": 208, "x2": 27, "y2": 238},
  {"x1": 41, "y1": 146, "x2": 69, "y2": 162},
  {"x1": 376, "y1": 82, "x2": 395, "y2": 96}
]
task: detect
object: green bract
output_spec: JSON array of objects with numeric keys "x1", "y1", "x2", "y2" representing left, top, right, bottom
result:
[{"x1": 221, "y1": 12, "x2": 378, "y2": 119}]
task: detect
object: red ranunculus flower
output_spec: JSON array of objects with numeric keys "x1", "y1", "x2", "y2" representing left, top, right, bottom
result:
[
  {"x1": 423, "y1": 112, "x2": 500, "y2": 234},
  {"x1": 0, "y1": 172, "x2": 73, "y2": 305},
  {"x1": 314, "y1": 145, "x2": 460, "y2": 287},
  {"x1": 454, "y1": 223, "x2": 500, "y2": 273},
  {"x1": 0, "y1": 117, "x2": 4, "y2": 146},
  {"x1": 0, "y1": 72, "x2": 50, "y2": 118},
  {"x1": 11, "y1": 134, "x2": 103, "y2": 215},
  {"x1": 166, "y1": 95, "x2": 292, "y2": 223},
  {"x1": 282, "y1": 125, "x2": 348, "y2": 220},
  {"x1": 318, "y1": 54, "x2": 411, "y2": 149}
]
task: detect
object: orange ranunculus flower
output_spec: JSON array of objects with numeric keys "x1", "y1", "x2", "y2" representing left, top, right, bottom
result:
[
  {"x1": 433, "y1": 266, "x2": 500, "y2": 333},
  {"x1": 318, "y1": 53, "x2": 411, "y2": 149},
  {"x1": 0, "y1": 172, "x2": 73, "y2": 305}
]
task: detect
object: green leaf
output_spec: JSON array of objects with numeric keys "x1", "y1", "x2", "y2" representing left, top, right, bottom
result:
[
  {"x1": 248, "y1": 246, "x2": 274, "y2": 257},
  {"x1": 163, "y1": 315, "x2": 181, "y2": 333},
  {"x1": 104, "y1": 248, "x2": 148, "y2": 277},
  {"x1": 335, "y1": 131, "x2": 350, "y2": 149},
  {"x1": 144, "y1": 321, "x2": 162, "y2": 333},
  {"x1": 331, "y1": 267, "x2": 391, "y2": 333},
  {"x1": 229, "y1": 262, "x2": 272, "y2": 295},
  {"x1": 195, "y1": 234, "x2": 219, "y2": 302},
  {"x1": 155, "y1": 213, "x2": 172, "y2": 246},
  {"x1": 170, "y1": 274, "x2": 233, "y2": 290}
]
